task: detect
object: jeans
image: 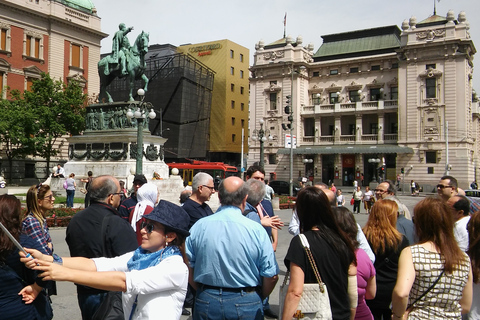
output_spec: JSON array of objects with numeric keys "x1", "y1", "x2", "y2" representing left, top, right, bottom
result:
[
  {"x1": 77, "y1": 292, "x2": 107, "y2": 320},
  {"x1": 194, "y1": 286, "x2": 263, "y2": 320},
  {"x1": 66, "y1": 189, "x2": 75, "y2": 208}
]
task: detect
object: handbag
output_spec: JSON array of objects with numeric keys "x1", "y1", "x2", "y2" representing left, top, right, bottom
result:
[
  {"x1": 63, "y1": 180, "x2": 68, "y2": 190},
  {"x1": 279, "y1": 234, "x2": 332, "y2": 320},
  {"x1": 350, "y1": 198, "x2": 355, "y2": 205},
  {"x1": 91, "y1": 291, "x2": 124, "y2": 320}
]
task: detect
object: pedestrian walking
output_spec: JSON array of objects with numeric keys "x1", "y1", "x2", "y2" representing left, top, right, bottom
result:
[{"x1": 353, "y1": 186, "x2": 363, "y2": 214}]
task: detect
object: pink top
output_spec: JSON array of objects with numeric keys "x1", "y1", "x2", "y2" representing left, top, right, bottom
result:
[{"x1": 355, "y1": 248, "x2": 376, "y2": 320}]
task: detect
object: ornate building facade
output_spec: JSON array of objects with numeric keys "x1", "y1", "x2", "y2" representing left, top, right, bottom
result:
[
  {"x1": 248, "y1": 10, "x2": 477, "y2": 189},
  {"x1": 0, "y1": 0, "x2": 105, "y2": 182}
]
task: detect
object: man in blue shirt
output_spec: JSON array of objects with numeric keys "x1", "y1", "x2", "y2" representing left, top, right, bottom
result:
[{"x1": 186, "y1": 177, "x2": 279, "y2": 320}]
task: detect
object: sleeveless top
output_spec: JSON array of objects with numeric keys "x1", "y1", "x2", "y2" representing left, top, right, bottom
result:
[{"x1": 408, "y1": 245, "x2": 470, "y2": 320}]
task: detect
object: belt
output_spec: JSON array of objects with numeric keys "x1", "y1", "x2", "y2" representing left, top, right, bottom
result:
[{"x1": 201, "y1": 284, "x2": 257, "y2": 293}]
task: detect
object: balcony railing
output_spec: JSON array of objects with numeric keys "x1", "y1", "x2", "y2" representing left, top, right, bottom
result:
[
  {"x1": 361, "y1": 134, "x2": 378, "y2": 142},
  {"x1": 304, "y1": 100, "x2": 398, "y2": 115},
  {"x1": 340, "y1": 135, "x2": 355, "y2": 142}
]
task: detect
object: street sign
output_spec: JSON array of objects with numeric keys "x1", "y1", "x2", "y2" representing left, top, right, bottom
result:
[{"x1": 285, "y1": 134, "x2": 297, "y2": 149}]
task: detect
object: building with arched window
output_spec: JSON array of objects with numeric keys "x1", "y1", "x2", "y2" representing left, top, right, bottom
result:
[
  {"x1": 0, "y1": 0, "x2": 106, "y2": 182},
  {"x1": 249, "y1": 10, "x2": 478, "y2": 189}
]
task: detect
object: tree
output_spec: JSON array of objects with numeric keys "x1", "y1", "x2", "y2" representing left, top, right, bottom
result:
[
  {"x1": 23, "y1": 73, "x2": 87, "y2": 177},
  {"x1": 0, "y1": 97, "x2": 37, "y2": 183}
]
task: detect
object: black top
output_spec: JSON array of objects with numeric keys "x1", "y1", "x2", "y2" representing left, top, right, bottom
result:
[
  {"x1": 117, "y1": 194, "x2": 137, "y2": 221},
  {"x1": 367, "y1": 235, "x2": 409, "y2": 309},
  {"x1": 182, "y1": 198, "x2": 214, "y2": 229},
  {"x1": 285, "y1": 230, "x2": 351, "y2": 320},
  {"x1": 66, "y1": 202, "x2": 138, "y2": 294}
]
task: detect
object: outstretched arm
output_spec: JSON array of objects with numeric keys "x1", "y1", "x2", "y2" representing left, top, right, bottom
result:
[
  {"x1": 21, "y1": 248, "x2": 97, "y2": 272},
  {"x1": 33, "y1": 259, "x2": 127, "y2": 292}
]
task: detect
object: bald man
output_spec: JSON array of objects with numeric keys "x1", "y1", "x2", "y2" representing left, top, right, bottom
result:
[{"x1": 186, "y1": 177, "x2": 279, "y2": 319}]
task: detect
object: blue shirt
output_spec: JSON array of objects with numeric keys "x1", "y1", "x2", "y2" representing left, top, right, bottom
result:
[
  {"x1": 243, "y1": 202, "x2": 261, "y2": 224},
  {"x1": 186, "y1": 205, "x2": 279, "y2": 288}
]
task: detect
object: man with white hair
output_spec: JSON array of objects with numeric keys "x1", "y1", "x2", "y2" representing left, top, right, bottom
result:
[{"x1": 182, "y1": 172, "x2": 215, "y2": 229}]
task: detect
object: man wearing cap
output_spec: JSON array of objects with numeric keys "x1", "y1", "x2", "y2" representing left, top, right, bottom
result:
[
  {"x1": 182, "y1": 172, "x2": 215, "y2": 229},
  {"x1": 118, "y1": 174, "x2": 148, "y2": 221},
  {"x1": 186, "y1": 177, "x2": 279, "y2": 320},
  {"x1": 66, "y1": 175, "x2": 138, "y2": 319}
]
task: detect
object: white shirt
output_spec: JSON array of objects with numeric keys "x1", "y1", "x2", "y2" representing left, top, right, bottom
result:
[
  {"x1": 454, "y1": 216, "x2": 471, "y2": 252},
  {"x1": 94, "y1": 253, "x2": 188, "y2": 320}
]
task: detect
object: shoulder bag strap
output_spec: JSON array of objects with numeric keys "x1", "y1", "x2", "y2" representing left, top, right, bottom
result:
[
  {"x1": 299, "y1": 234, "x2": 326, "y2": 292},
  {"x1": 406, "y1": 270, "x2": 444, "y2": 310}
]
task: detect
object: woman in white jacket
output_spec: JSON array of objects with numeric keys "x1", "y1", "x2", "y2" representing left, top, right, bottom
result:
[{"x1": 22, "y1": 200, "x2": 190, "y2": 320}]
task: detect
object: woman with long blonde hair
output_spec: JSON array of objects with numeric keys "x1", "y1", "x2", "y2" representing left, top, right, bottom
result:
[
  {"x1": 392, "y1": 197, "x2": 472, "y2": 319},
  {"x1": 22, "y1": 184, "x2": 57, "y2": 295},
  {"x1": 363, "y1": 199, "x2": 409, "y2": 320}
]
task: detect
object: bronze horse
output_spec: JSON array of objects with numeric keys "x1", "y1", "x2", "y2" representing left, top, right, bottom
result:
[{"x1": 98, "y1": 31, "x2": 150, "y2": 102}]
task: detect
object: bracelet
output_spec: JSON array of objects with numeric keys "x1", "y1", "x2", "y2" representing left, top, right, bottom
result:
[
  {"x1": 392, "y1": 313, "x2": 404, "y2": 319},
  {"x1": 52, "y1": 253, "x2": 63, "y2": 265}
]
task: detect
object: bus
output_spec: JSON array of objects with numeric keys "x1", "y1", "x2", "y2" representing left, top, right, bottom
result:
[{"x1": 166, "y1": 160, "x2": 239, "y2": 187}]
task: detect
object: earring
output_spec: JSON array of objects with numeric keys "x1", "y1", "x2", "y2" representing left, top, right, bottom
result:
[{"x1": 166, "y1": 241, "x2": 169, "y2": 246}]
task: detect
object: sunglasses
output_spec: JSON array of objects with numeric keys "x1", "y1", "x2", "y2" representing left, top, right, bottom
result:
[
  {"x1": 41, "y1": 194, "x2": 54, "y2": 201},
  {"x1": 141, "y1": 221, "x2": 155, "y2": 233},
  {"x1": 436, "y1": 184, "x2": 453, "y2": 189}
]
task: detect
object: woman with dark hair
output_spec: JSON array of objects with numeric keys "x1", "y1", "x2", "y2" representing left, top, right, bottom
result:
[
  {"x1": 0, "y1": 194, "x2": 53, "y2": 319},
  {"x1": 392, "y1": 197, "x2": 472, "y2": 319},
  {"x1": 334, "y1": 207, "x2": 376, "y2": 320},
  {"x1": 22, "y1": 200, "x2": 190, "y2": 320},
  {"x1": 282, "y1": 186, "x2": 358, "y2": 320},
  {"x1": 363, "y1": 199, "x2": 409, "y2": 320},
  {"x1": 467, "y1": 211, "x2": 480, "y2": 319}
]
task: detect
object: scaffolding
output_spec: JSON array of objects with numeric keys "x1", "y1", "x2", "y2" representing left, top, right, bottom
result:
[{"x1": 106, "y1": 52, "x2": 215, "y2": 160}]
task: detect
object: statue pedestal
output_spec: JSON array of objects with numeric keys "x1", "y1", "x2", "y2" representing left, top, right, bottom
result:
[{"x1": 61, "y1": 102, "x2": 183, "y2": 195}]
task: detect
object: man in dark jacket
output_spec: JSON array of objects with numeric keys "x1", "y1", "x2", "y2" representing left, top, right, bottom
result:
[
  {"x1": 66, "y1": 175, "x2": 138, "y2": 320},
  {"x1": 117, "y1": 174, "x2": 147, "y2": 221}
]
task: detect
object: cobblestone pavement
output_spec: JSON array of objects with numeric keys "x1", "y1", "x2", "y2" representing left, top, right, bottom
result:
[{"x1": 48, "y1": 193, "x2": 425, "y2": 319}]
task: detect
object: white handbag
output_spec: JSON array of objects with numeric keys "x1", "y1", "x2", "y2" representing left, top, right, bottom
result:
[{"x1": 279, "y1": 234, "x2": 332, "y2": 320}]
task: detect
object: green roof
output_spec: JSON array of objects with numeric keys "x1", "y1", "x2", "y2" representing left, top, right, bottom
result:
[
  {"x1": 277, "y1": 145, "x2": 413, "y2": 155},
  {"x1": 313, "y1": 25, "x2": 401, "y2": 60},
  {"x1": 62, "y1": 0, "x2": 96, "y2": 14}
]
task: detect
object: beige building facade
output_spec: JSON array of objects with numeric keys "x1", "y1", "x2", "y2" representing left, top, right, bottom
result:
[{"x1": 248, "y1": 10, "x2": 478, "y2": 189}]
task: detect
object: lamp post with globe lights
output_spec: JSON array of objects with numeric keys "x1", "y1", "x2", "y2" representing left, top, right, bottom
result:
[
  {"x1": 251, "y1": 119, "x2": 272, "y2": 168},
  {"x1": 126, "y1": 88, "x2": 156, "y2": 175}
]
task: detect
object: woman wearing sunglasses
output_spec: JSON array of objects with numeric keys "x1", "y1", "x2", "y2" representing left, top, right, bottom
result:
[
  {"x1": 23, "y1": 184, "x2": 57, "y2": 296},
  {"x1": 22, "y1": 200, "x2": 190, "y2": 320}
]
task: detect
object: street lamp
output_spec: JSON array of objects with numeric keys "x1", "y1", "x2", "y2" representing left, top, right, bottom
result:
[
  {"x1": 303, "y1": 158, "x2": 313, "y2": 179},
  {"x1": 251, "y1": 119, "x2": 272, "y2": 168},
  {"x1": 126, "y1": 88, "x2": 156, "y2": 175},
  {"x1": 368, "y1": 158, "x2": 381, "y2": 182}
]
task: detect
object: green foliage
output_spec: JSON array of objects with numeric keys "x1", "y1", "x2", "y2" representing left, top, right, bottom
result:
[
  {"x1": 0, "y1": 73, "x2": 87, "y2": 178},
  {"x1": 23, "y1": 73, "x2": 87, "y2": 165}
]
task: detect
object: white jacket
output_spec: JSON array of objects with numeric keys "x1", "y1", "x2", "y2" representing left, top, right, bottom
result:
[{"x1": 94, "y1": 252, "x2": 188, "y2": 320}]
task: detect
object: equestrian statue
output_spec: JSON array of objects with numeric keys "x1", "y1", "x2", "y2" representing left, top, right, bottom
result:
[{"x1": 98, "y1": 23, "x2": 150, "y2": 102}]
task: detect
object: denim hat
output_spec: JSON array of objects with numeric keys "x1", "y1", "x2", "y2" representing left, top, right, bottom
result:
[
  {"x1": 133, "y1": 174, "x2": 148, "y2": 185},
  {"x1": 143, "y1": 200, "x2": 190, "y2": 237}
]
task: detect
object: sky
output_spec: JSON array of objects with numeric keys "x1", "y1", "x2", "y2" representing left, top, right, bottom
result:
[{"x1": 92, "y1": 0, "x2": 480, "y2": 91}]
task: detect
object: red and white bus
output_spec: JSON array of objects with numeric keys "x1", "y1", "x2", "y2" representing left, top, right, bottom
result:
[{"x1": 166, "y1": 160, "x2": 238, "y2": 186}]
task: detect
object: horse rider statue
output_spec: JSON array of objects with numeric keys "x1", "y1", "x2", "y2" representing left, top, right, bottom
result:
[{"x1": 104, "y1": 23, "x2": 134, "y2": 76}]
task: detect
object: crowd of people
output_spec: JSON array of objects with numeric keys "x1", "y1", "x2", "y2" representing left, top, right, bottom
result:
[{"x1": 0, "y1": 170, "x2": 479, "y2": 320}]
